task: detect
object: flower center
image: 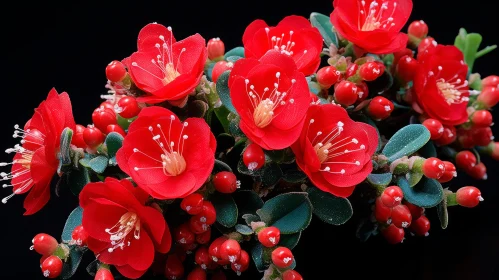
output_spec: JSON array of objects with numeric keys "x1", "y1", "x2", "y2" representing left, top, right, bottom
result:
[
  {"x1": 265, "y1": 29, "x2": 297, "y2": 56},
  {"x1": 162, "y1": 62, "x2": 181, "y2": 85},
  {"x1": 161, "y1": 151, "x2": 186, "y2": 176},
  {"x1": 105, "y1": 212, "x2": 141, "y2": 252},
  {"x1": 430, "y1": 66, "x2": 470, "y2": 105},
  {"x1": 358, "y1": 0, "x2": 397, "y2": 31},
  {"x1": 253, "y1": 99, "x2": 275, "y2": 128}
]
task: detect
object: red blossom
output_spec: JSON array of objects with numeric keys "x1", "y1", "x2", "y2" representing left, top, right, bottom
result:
[
  {"x1": 116, "y1": 107, "x2": 216, "y2": 199},
  {"x1": 80, "y1": 178, "x2": 171, "y2": 279},
  {"x1": 330, "y1": 0, "x2": 413, "y2": 54},
  {"x1": 291, "y1": 104, "x2": 378, "y2": 197},
  {"x1": 243, "y1": 16, "x2": 323, "y2": 76},
  {"x1": 229, "y1": 51, "x2": 310, "y2": 150},
  {"x1": 125, "y1": 23, "x2": 207, "y2": 106},
  {"x1": 414, "y1": 45, "x2": 469, "y2": 125},
  {"x1": 1, "y1": 89, "x2": 75, "y2": 215}
]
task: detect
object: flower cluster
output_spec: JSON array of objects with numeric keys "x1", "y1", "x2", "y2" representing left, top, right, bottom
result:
[{"x1": 2, "y1": 0, "x2": 498, "y2": 279}]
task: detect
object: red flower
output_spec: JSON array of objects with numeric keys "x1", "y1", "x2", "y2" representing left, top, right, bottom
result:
[
  {"x1": 229, "y1": 51, "x2": 310, "y2": 150},
  {"x1": 126, "y1": 23, "x2": 207, "y2": 106},
  {"x1": 243, "y1": 16, "x2": 323, "y2": 76},
  {"x1": 116, "y1": 107, "x2": 216, "y2": 199},
  {"x1": 414, "y1": 45, "x2": 469, "y2": 125},
  {"x1": 1, "y1": 89, "x2": 75, "y2": 215},
  {"x1": 291, "y1": 104, "x2": 378, "y2": 197},
  {"x1": 330, "y1": 0, "x2": 413, "y2": 54},
  {"x1": 80, "y1": 178, "x2": 171, "y2": 279}
]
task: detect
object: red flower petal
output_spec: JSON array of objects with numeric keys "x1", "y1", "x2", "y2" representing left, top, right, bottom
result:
[
  {"x1": 126, "y1": 231, "x2": 155, "y2": 271},
  {"x1": 138, "y1": 206, "x2": 166, "y2": 245},
  {"x1": 278, "y1": 15, "x2": 313, "y2": 29},
  {"x1": 137, "y1": 23, "x2": 176, "y2": 51},
  {"x1": 81, "y1": 201, "x2": 128, "y2": 242},
  {"x1": 155, "y1": 225, "x2": 172, "y2": 254},
  {"x1": 115, "y1": 264, "x2": 147, "y2": 280}
]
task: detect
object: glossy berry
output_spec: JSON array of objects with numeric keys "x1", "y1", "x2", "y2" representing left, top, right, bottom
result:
[
  {"x1": 345, "y1": 63, "x2": 359, "y2": 79},
  {"x1": 94, "y1": 267, "x2": 114, "y2": 280},
  {"x1": 116, "y1": 96, "x2": 140, "y2": 119},
  {"x1": 396, "y1": 55, "x2": 418, "y2": 82},
  {"x1": 187, "y1": 267, "x2": 207, "y2": 280},
  {"x1": 174, "y1": 224, "x2": 196, "y2": 245},
  {"x1": 181, "y1": 193, "x2": 204, "y2": 215},
  {"x1": 41, "y1": 255, "x2": 63, "y2": 279},
  {"x1": 381, "y1": 224, "x2": 405, "y2": 244},
  {"x1": 271, "y1": 247, "x2": 294, "y2": 269},
  {"x1": 72, "y1": 124, "x2": 87, "y2": 149},
  {"x1": 83, "y1": 126, "x2": 105, "y2": 148},
  {"x1": 482, "y1": 75, "x2": 499, "y2": 88},
  {"x1": 417, "y1": 37, "x2": 437, "y2": 57},
  {"x1": 231, "y1": 250, "x2": 250, "y2": 274},
  {"x1": 408, "y1": 20, "x2": 429, "y2": 39},
  {"x1": 456, "y1": 186, "x2": 483, "y2": 208},
  {"x1": 423, "y1": 119, "x2": 444, "y2": 140},
  {"x1": 105, "y1": 124, "x2": 126, "y2": 137},
  {"x1": 438, "y1": 161, "x2": 457, "y2": 183},
  {"x1": 257, "y1": 226, "x2": 281, "y2": 247},
  {"x1": 209, "y1": 236, "x2": 228, "y2": 263},
  {"x1": 316, "y1": 66, "x2": 340, "y2": 89},
  {"x1": 477, "y1": 86, "x2": 499, "y2": 109},
  {"x1": 422, "y1": 157, "x2": 445, "y2": 179},
  {"x1": 455, "y1": 151, "x2": 477, "y2": 171},
  {"x1": 243, "y1": 143, "x2": 265, "y2": 171},
  {"x1": 492, "y1": 142, "x2": 499, "y2": 161},
  {"x1": 100, "y1": 101, "x2": 115, "y2": 111},
  {"x1": 433, "y1": 125, "x2": 456, "y2": 146},
  {"x1": 195, "y1": 246, "x2": 212, "y2": 270},
  {"x1": 467, "y1": 162, "x2": 487, "y2": 180},
  {"x1": 213, "y1": 171, "x2": 238, "y2": 193},
  {"x1": 71, "y1": 225, "x2": 89, "y2": 246},
  {"x1": 189, "y1": 216, "x2": 209, "y2": 234},
  {"x1": 106, "y1": 60, "x2": 127, "y2": 83},
  {"x1": 334, "y1": 81, "x2": 358, "y2": 106},
  {"x1": 196, "y1": 229, "x2": 211, "y2": 245},
  {"x1": 381, "y1": 186, "x2": 404, "y2": 208},
  {"x1": 211, "y1": 61, "x2": 233, "y2": 83},
  {"x1": 391, "y1": 205, "x2": 412, "y2": 228},
  {"x1": 367, "y1": 96, "x2": 394, "y2": 121},
  {"x1": 220, "y1": 239, "x2": 241, "y2": 263},
  {"x1": 92, "y1": 107, "x2": 117, "y2": 132},
  {"x1": 404, "y1": 201, "x2": 424, "y2": 220},
  {"x1": 359, "y1": 61, "x2": 385, "y2": 81},
  {"x1": 282, "y1": 270, "x2": 304, "y2": 280},
  {"x1": 32, "y1": 233, "x2": 58, "y2": 256},
  {"x1": 375, "y1": 197, "x2": 392, "y2": 224},
  {"x1": 193, "y1": 201, "x2": 217, "y2": 225},
  {"x1": 212, "y1": 270, "x2": 227, "y2": 280},
  {"x1": 356, "y1": 81, "x2": 369, "y2": 102},
  {"x1": 207, "y1": 38, "x2": 225, "y2": 60},
  {"x1": 410, "y1": 216, "x2": 431, "y2": 237},
  {"x1": 471, "y1": 110, "x2": 493, "y2": 128},
  {"x1": 471, "y1": 127, "x2": 493, "y2": 147},
  {"x1": 165, "y1": 254, "x2": 184, "y2": 280}
]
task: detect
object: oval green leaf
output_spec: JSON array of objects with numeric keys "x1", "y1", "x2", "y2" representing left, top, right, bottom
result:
[
  {"x1": 88, "y1": 155, "x2": 108, "y2": 174},
  {"x1": 235, "y1": 224, "x2": 254, "y2": 235},
  {"x1": 367, "y1": 173, "x2": 393, "y2": 188},
  {"x1": 251, "y1": 243, "x2": 269, "y2": 272},
  {"x1": 105, "y1": 132, "x2": 124, "y2": 158},
  {"x1": 437, "y1": 195, "x2": 449, "y2": 229},
  {"x1": 62, "y1": 207, "x2": 83, "y2": 242},
  {"x1": 310, "y1": 12, "x2": 338, "y2": 48},
  {"x1": 279, "y1": 232, "x2": 301, "y2": 250},
  {"x1": 419, "y1": 140, "x2": 437, "y2": 158},
  {"x1": 261, "y1": 162, "x2": 283, "y2": 186},
  {"x1": 306, "y1": 186, "x2": 353, "y2": 225},
  {"x1": 224, "y1": 46, "x2": 245, "y2": 60},
  {"x1": 213, "y1": 159, "x2": 232, "y2": 173},
  {"x1": 382, "y1": 124, "x2": 431, "y2": 162},
  {"x1": 61, "y1": 247, "x2": 86, "y2": 279},
  {"x1": 211, "y1": 193, "x2": 238, "y2": 228},
  {"x1": 216, "y1": 70, "x2": 237, "y2": 114},
  {"x1": 397, "y1": 177, "x2": 444, "y2": 207}
]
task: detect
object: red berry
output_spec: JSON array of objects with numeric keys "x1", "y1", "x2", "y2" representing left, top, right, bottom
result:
[
  {"x1": 181, "y1": 242, "x2": 198, "y2": 254},
  {"x1": 212, "y1": 270, "x2": 226, "y2": 280},
  {"x1": 492, "y1": 142, "x2": 499, "y2": 161},
  {"x1": 356, "y1": 81, "x2": 369, "y2": 102},
  {"x1": 359, "y1": 61, "x2": 385, "y2": 81},
  {"x1": 467, "y1": 162, "x2": 487, "y2": 180},
  {"x1": 381, "y1": 186, "x2": 404, "y2": 208},
  {"x1": 212, "y1": 61, "x2": 233, "y2": 83},
  {"x1": 32, "y1": 233, "x2": 58, "y2": 256},
  {"x1": 471, "y1": 110, "x2": 493, "y2": 128},
  {"x1": 165, "y1": 254, "x2": 184, "y2": 280},
  {"x1": 209, "y1": 236, "x2": 228, "y2": 263},
  {"x1": 282, "y1": 270, "x2": 304, "y2": 280},
  {"x1": 471, "y1": 127, "x2": 493, "y2": 147},
  {"x1": 220, "y1": 239, "x2": 241, "y2": 263},
  {"x1": 106, "y1": 60, "x2": 127, "y2": 83},
  {"x1": 231, "y1": 249, "x2": 250, "y2": 274},
  {"x1": 71, "y1": 225, "x2": 88, "y2": 246},
  {"x1": 72, "y1": 124, "x2": 87, "y2": 149},
  {"x1": 41, "y1": 255, "x2": 63, "y2": 279},
  {"x1": 456, "y1": 186, "x2": 483, "y2": 208},
  {"x1": 117, "y1": 96, "x2": 140, "y2": 119},
  {"x1": 391, "y1": 205, "x2": 412, "y2": 228},
  {"x1": 174, "y1": 224, "x2": 196, "y2": 245},
  {"x1": 213, "y1": 171, "x2": 238, "y2": 194},
  {"x1": 396, "y1": 55, "x2": 418, "y2": 82},
  {"x1": 375, "y1": 197, "x2": 392, "y2": 224},
  {"x1": 193, "y1": 201, "x2": 217, "y2": 225},
  {"x1": 345, "y1": 63, "x2": 359, "y2": 79},
  {"x1": 40, "y1": 255, "x2": 49, "y2": 265},
  {"x1": 243, "y1": 143, "x2": 265, "y2": 171},
  {"x1": 83, "y1": 126, "x2": 105, "y2": 148},
  {"x1": 438, "y1": 161, "x2": 457, "y2": 183},
  {"x1": 316, "y1": 66, "x2": 340, "y2": 89},
  {"x1": 433, "y1": 125, "x2": 456, "y2": 146},
  {"x1": 477, "y1": 87, "x2": 499, "y2": 109},
  {"x1": 95, "y1": 267, "x2": 114, "y2": 280},
  {"x1": 187, "y1": 267, "x2": 207, "y2": 280},
  {"x1": 195, "y1": 246, "x2": 212, "y2": 270},
  {"x1": 100, "y1": 101, "x2": 115, "y2": 111},
  {"x1": 367, "y1": 96, "x2": 394, "y2": 121},
  {"x1": 403, "y1": 201, "x2": 424, "y2": 220},
  {"x1": 271, "y1": 247, "x2": 294, "y2": 269},
  {"x1": 257, "y1": 226, "x2": 281, "y2": 248},
  {"x1": 410, "y1": 216, "x2": 431, "y2": 237},
  {"x1": 105, "y1": 124, "x2": 126, "y2": 137},
  {"x1": 392, "y1": 48, "x2": 414, "y2": 67},
  {"x1": 189, "y1": 216, "x2": 209, "y2": 234},
  {"x1": 417, "y1": 37, "x2": 437, "y2": 58},
  {"x1": 455, "y1": 151, "x2": 477, "y2": 171},
  {"x1": 482, "y1": 75, "x2": 499, "y2": 88},
  {"x1": 422, "y1": 119, "x2": 444, "y2": 140},
  {"x1": 334, "y1": 81, "x2": 359, "y2": 106},
  {"x1": 181, "y1": 193, "x2": 204, "y2": 215},
  {"x1": 196, "y1": 229, "x2": 211, "y2": 245},
  {"x1": 381, "y1": 224, "x2": 405, "y2": 244},
  {"x1": 422, "y1": 157, "x2": 446, "y2": 179},
  {"x1": 408, "y1": 20, "x2": 429, "y2": 39},
  {"x1": 207, "y1": 38, "x2": 225, "y2": 60},
  {"x1": 92, "y1": 107, "x2": 117, "y2": 132}
]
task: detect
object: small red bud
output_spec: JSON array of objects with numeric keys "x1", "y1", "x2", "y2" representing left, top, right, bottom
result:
[
  {"x1": 94, "y1": 267, "x2": 114, "y2": 280},
  {"x1": 438, "y1": 161, "x2": 457, "y2": 183},
  {"x1": 193, "y1": 201, "x2": 217, "y2": 225},
  {"x1": 100, "y1": 101, "x2": 115, "y2": 110},
  {"x1": 165, "y1": 254, "x2": 184, "y2": 280},
  {"x1": 417, "y1": 37, "x2": 437, "y2": 58},
  {"x1": 471, "y1": 110, "x2": 493, "y2": 128},
  {"x1": 105, "y1": 124, "x2": 126, "y2": 137},
  {"x1": 208, "y1": 236, "x2": 228, "y2": 263},
  {"x1": 403, "y1": 201, "x2": 424, "y2": 220},
  {"x1": 367, "y1": 96, "x2": 394, "y2": 121},
  {"x1": 282, "y1": 270, "x2": 304, "y2": 280},
  {"x1": 471, "y1": 127, "x2": 493, "y2": 147},
  {"x1": 196, "y1": 229, "x2": 211, "y2": 245},
  {"x1": 212, "y1": 61, "x2": 233, "y2": 83},
  {"x1": 220, "y1": 239, "x2": 241, "y2": 263},
  {"x1": 467, "y1": 162, "x2": 487, "y2": 180},
  {"x1": 359, "y1": 61, "x2": 385, "y2": 81},
  {"x1": 257, "y1": 226, "x2": 281, "y2": 248},
  {"x1": 455, "y1": 151, "x2": 477, "y2": 171},
  {"x1": 410, "y1": 216, "x2": 431, "y2": 237},
  {"x1": 92, "y1": 107, "x2": 117, "y2": 132},
  {"x1": 207, "y1": 38, "x2": 225, "y2": 60},
  {"x1": 243, "y1": 143, "x2": 265, "y2": 171},
  {"x1": 456, "y1": 186, "x2": 483, "y2": 208},
  {"x1": 433, "y1": 125, "x2": 456, "y2": 146},
  {"x1": 271, "y1": 247, "x2": 294, "y2": 269},
  {"x1": 189, "y1": 216, "x2": 209, "y2": 234},
  {"x1": 83, "y1": 126, "x2": 105, "y2": 148},
  {"x1": 375, "y1": 197, "x2": 392, "y2": 224},
  {"x1": 213, "y1": 171, "x2": 238, "y2": 194},
  {"x1": 106, "y1": 60, "x2": 127, "y2": 83},
  {"x1": 422, "y1": 157, "x2": 446, "y2": 179},
  {"x1": 482, "y1": 75, "x2": 499, "y2": 88},
  {"x1": 381, "y1": 186, "x2": 404, "y2": 208},
  {"x1": 408, "y1": 20, "x2": 429, "y2": 39},
  {"x1": 231, "y1": 249, "x2": 250, "y2": 274},
  {"x1": 422, "y1": 119, "x2": 444, "y2": 140},
  {"x1": 117, "y1": 96, "x2": 140, "y2": 119},
  {"x1": 345, "y1": 63, "x2": 359, "y2": 79},
  {"x1": 396, "y1": 55, "x2": 418, "y2": 82},
  {"x1": 71, "y1": 225, "x2": 89, "y2": 246},
  {"x1": 187, "y1": 267, "x2": 207, "y2": 280},
  {"x1": 316, "y1": 66, "x2": 341, "y2": 89},
  {"x1": 174, "y1": 224, "x2": 196, "y2": 245},
  {"x1": 334, "y1": 81, "x2": 359, "y2": 106},
  {"x1": 181, "y1": 193, "x2": 204, "y2": 215},
  {"x1": 32, "y1": 233, "x2": 58, "y2": 256},
  {"x1": 72, "y1": 124, "x2": 87, "y2": 149},
  {"x1": 195, "y1": 246, "x2": 213, "y2": 270},
  {"x1": 477, "y1": 87, "x2": 499, "y2": 108},
  {"x1": 492, "y1": 142, "x2": 499, "y2": 160},
  {"x1": 41, "y1": 255, "x2": 63, "y2": 279},
  {"x1": 391, "y1": 205, "x2": 412, "y2": 228},
  {"x1": 356, "y1": 81, "x2": 369, "y2": 102},
  {"x1": 381, "y1": 224, "x2": 405, "y2": 244}
]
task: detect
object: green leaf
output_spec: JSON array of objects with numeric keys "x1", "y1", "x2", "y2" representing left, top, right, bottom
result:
[
  {"x1": 251, "y1": 244, "x2": 269, "y2": 272},
  {"x1": 229, "y1": 118, "x2": 245, "y2": 138},
  {"x1": 367, "y1": 173, "x2": 392, "y2": 188},
  {"x1": 216, "y1": 71, "x2": 237, "y2": 114},
  {"x1": 235, "y1": 224, "x2": 254, "y2": 235},
  {"x1": 105, "y1": 132, "x2": 124, "y2": 158},
  {"x1": 62, "y1": 207, "x2": 83, "y2": 242},
  {"x1": 419, "y1": 140, "x2": 437, "y2": 158},
  {"x1": 306, "y1": 186, "x2": 353, "y2": 225},
  {"x1": 205, "y1": 61, "x2": 216, "y2": 81},
  {"x1": 261, "y1": 162, "x2": 283, "y2": 186},
  {"x1": 242, "y1": 213, "x2": 260, "y2": 225},
  {"x1": 454, "y1": 28, "x2": 467, "y2": 51},
  {"x1": 356, "y1": 219, "x2": 377, "y2": 242},
  {"x1": 233, "y1": 190, "x2": 264, "y2": 215},
  {"x1": 224, "y1": 47, "x2": 245, "y2": 60},
  {"x1": 279, "y1": 232, "x2": 301, "y2": 250},
  {"x1": 405, "y1": 171, "x2": 424, "y2": 187},
  {"x1": 282, "y1": 169, "x2": 307, "y2": 183},
  {"x1": 88, "y1": 155, "x2": 108, "y2": 174},
  {"x1": 65, "y1": 167, "x2": 90, "y2": 196},
  {"x1": 211, "y1": 193, "x2": 238, "y2": 228},
  {"x1": 257, "y1": 192, "x2": 313, "y2": 234},
  {"x1": 397, "y1": 177, "x2": 444, "y2": 207},
  {"x1": 59, "y1": 128, "x2": 73, "y2": 167},
  {"x1": 310, "y1": 12, "x2": 338, "y2": 48},
  {"x1": 308, "y1": 81, "x2": 321, "y2": 95},
  {"x1": 226, "y1": 56, "x2": 242, "y2": 63},
  {"x1": 463, "y1": 33, "x2": 482, "y2": 72},
  {"x1": 475, "y1": 45, "x2": 497, "y2": 59},
  {"x1": 108, "y1": 156, "x2": 117, "y2": 166},
  {"x1": 213, "y1": 159, "x2": 232, "y2": 173},
  {"x1": 216, "y1": 133, "x2": 235, "y2": 153},
  {"x1": 117, "y1": 114, "x2": 136, "y2": 131},
  {"x1": 214, "y1": 106, "x2": 231, "y2": 133},
  {"x1": 265, "y1": 148, "x2": 295, "y2": 164},
  {"x1": 437, "y1": 197, "x2": 449, "y2": 229},
  {"x1": 86, "y1": 259, "x2": 99, "y2": 277},
  {"x1": 382, "y1": 124, "x2": 431, "y2": 162},
  {"x1": 61, "y1": 247, "x2": 86, "y2": 279}
]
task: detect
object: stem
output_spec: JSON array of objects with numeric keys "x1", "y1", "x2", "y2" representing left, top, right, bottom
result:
[
  {"x1": 446, "y1": 193, "x2": 458, "y2": 207},
  {"x1": 475, "y1": 45, "x2": 497, "y2": 59}
]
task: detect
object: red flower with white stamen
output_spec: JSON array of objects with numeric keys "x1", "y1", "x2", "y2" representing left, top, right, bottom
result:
[
  {"x1": 116, "y1": 107, "x2": 216, "y2": 199},
  {"x1": 125, "y1": 23, "x2": 207, "y2": 106},
  {"x1": 414, "y1": 45, "x2": 469, "y2": 125},
  {"x1": 80, "y1": 178, "x2": 171, "y2": 279},
  {"x1": 330, "y1": 0, "x2": 413, "y2": 54},
  {"x1": 1, "y1": 88, "x2": 75, "y2": 215},
  {"x1": 229, "y1": 51, "x2": 310, "y2": 150},
  {"x1": 242, "y1": 16, "x2": 323, "y2": 76},
  {"x1": 291, "y1": 104, "x2": 378, "y2": 197}
]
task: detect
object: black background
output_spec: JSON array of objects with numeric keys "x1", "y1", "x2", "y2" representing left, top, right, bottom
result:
[{"x1": 1, "y1": 0, "x2": 498, "y2": 279}]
